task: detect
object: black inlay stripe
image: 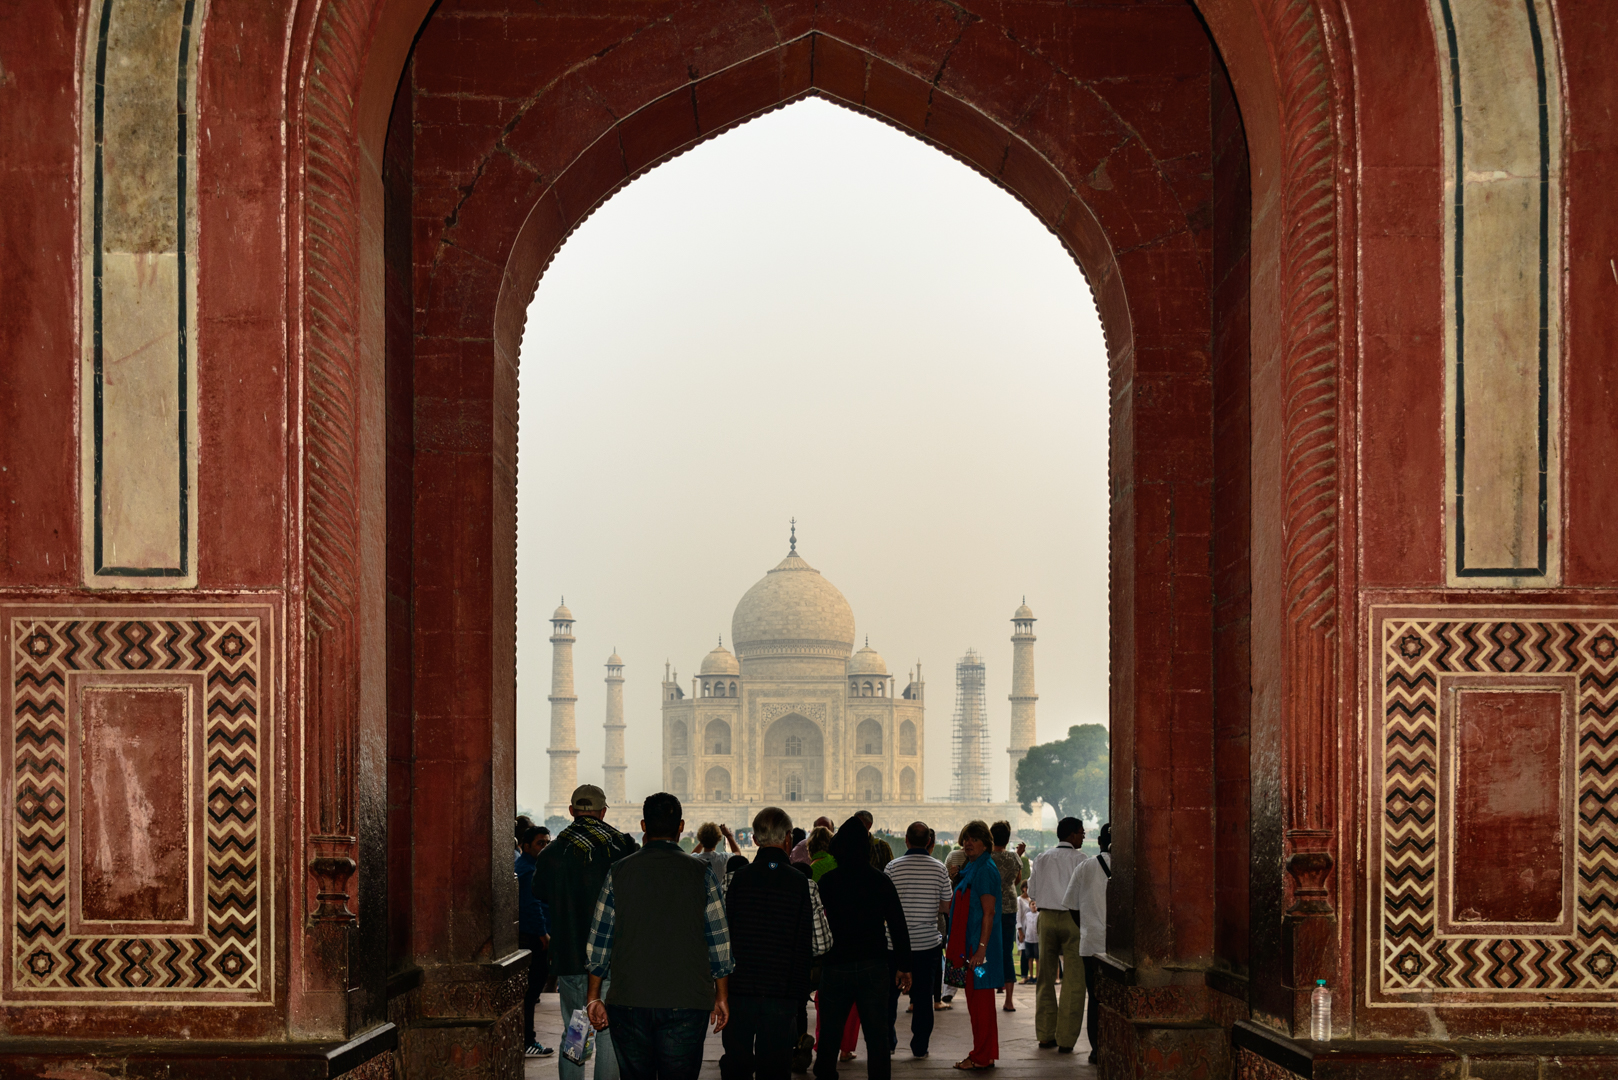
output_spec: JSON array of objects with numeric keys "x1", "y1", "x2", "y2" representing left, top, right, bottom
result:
[
  {"x1": 1527, "y1": 0, "x2": 1551, "y2": 577},
  {"x1": 91, "y1": 0, "x2": 193, "y2": 578},
  {"x1": 90, "y1": 0, "x2": 112, "y2": 574},
  {"x1": 1446, "y1": 0, "x2": 1553, "y2": 579}
]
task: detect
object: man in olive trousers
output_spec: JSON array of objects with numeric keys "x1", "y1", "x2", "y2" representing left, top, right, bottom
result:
[{"x1": 1026, "y1": 818, "x2": 1088, "y2": 1052}]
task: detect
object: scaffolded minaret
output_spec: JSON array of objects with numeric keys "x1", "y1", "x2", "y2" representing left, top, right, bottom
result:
[
  {"x1": 1008, "y1": 599, "x2": 1038, "y2": 800},
  {"x1": 603, "y1": 649, "x2": 627, "y2": 806},
  {"x1": 546, "y1": 599, "x2": 579, "y2": 816},
  {"x1": 951, "y1": 648, "x2": 990, "y2": 803}
]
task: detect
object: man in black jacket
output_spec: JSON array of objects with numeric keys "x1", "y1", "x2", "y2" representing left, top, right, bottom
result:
[
  {"x1": 533, "y1": 784, "x2": 639, "y2": 1080},
  {"x1": 814, "y1": 818, "x2": 912, "y2": 1080},
  {"x1": 722, "y1": 806, "x2": 833, "y2": 1080}
]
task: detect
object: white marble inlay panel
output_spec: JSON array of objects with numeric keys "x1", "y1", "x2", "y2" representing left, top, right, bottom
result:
[
  {"x1": 1433, "y1": 0, "x2": 1562, "y2": 586},
  {"x1": 79, "y1": 0, "x2": 202, "y2": 588}
]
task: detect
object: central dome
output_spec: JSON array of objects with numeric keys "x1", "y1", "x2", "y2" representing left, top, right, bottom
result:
[{"x1": 731, "y1": 549, "x2": 856, "y2": 661}]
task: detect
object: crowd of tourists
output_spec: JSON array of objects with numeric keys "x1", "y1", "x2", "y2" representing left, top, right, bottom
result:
[{"x1": 516, "y1": 785, "x2": 1112, "y2": 1079}]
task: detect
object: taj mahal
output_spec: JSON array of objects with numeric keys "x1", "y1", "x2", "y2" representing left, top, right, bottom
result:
[{"x1": 543, "y1": 528, "x2": 1039, "y2": 832}]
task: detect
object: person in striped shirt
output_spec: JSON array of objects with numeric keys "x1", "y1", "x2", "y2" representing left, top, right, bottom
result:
[{"x1": 884, "y1": 822, "x2": 952, "y2": 1057}]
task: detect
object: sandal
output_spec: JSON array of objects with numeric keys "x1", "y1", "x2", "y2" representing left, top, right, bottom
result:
[
  {"x1": 934, "y1": 1001, "x2": 952, "y2": 1011},
  {"x1": 953, "y1": 1060, "x2": 994, "y2": 1070},
  {"x1": 1002, "y1": 1004, "x2": 1016, "y2": 1012}
]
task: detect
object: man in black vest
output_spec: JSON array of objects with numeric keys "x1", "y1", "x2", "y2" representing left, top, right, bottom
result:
[
  {"x1": 722, "y1": 806, "x2": 833, "y2": 1080},
  {"x1": 585, "y1": 792, "x2": 734, "y2": 1080}
]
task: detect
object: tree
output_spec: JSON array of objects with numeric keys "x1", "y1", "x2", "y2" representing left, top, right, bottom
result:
[{"x1": 1016, "y1": 723, "x2": 1110, "y2": 822}]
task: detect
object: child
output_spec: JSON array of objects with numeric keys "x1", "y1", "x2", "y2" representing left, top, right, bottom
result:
[{"x1": 1017, "y1": 882, "x2": 1039, "y2": 984}]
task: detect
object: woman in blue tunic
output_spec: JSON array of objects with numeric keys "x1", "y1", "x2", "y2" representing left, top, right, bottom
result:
[{"x1": 945, "y1": 819, "x2": 1002, "y2": 1069}]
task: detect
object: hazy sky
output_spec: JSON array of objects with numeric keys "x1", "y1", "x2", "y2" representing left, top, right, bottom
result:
[{"x1": 514, "y1": 97, "x2": 1109, "y2": 814}]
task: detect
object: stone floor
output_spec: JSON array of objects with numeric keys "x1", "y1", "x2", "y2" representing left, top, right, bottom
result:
[{"x1": 527, "y1": 979, "x2": 1098, "y2": 1079}]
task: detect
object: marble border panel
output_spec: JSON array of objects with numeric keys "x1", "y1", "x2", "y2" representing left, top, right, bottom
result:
[
  {"x1": 1369, "y1": 605, "x2": 1618, "y2": 1007},
  {"x1": 1, "y1": 603, "x2": 273, "y2": 1005}
]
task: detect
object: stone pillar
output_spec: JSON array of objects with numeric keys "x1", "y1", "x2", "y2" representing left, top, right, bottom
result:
[
  {"x1": 603, "y1": 651, "x2": 627, "y2": 806},
  {"x1": 1008, "y1": 600, "x2": 1038, "y2": 799},
  {"x1": 547, "y1": 602, "x2": 578, "y2": 815}
]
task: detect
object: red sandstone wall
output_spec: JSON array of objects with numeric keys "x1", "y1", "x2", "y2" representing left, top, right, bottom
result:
[
  {"x1": 0, "y1": 0, "x2": 1614, "y2": 1068},
  {"x1": 1211, "y1": 51, "x2": 1254, "y2": 979}
]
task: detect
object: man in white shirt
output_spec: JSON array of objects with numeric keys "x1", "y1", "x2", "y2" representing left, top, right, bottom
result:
[
  {"x1": 885, "y1": 821, "x2": 952, "y2": 1057},
  {"x1": 1026, "y1": 817, "x2": 1088, "y2": 1052},
  {"x1": 1060, "y1": 822, "x2": 1110, "y2": 1064}
]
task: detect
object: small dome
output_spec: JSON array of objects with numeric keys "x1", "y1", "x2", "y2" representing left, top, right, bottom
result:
[
  {"x1": 1013, "y1": 601, "x2": 1035, "y2": 621},
  {"x1": 553, "y1": 600, "x2": 573, "y2": 621},
  {"x1": 700, "y1": 640, "x2": 740, "y2": 676},
  {"x1": 849, "y1": 642, "x2": 888, "y2": 676},
  {"x1": 607, "y1": 651, "x2": 624, "y2": 666}
]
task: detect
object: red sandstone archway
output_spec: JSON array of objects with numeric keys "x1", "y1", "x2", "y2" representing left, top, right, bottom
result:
[{"x1": 285, "y1": 0, "x2": 1356, "y2": 1070}]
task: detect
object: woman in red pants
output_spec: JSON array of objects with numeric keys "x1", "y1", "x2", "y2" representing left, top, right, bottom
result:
[{"x1": 946, "y1": 820, "x2": 1003, "y2": 1070}]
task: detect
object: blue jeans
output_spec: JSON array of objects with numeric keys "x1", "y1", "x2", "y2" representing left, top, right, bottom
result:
[
  {"x1": 605, "y1": 1005, "x2": 710, "y2": 1080},
  {"x1": 559, "y1": 974, "x2": 619, "y2": 1080}
]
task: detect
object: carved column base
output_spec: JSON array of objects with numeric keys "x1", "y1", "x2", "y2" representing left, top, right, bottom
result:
[
  {"x1": 1281, "y1": 830, "x2": 1338, "y2": 1033},
  {"x1": 310, "y1": 834, "x2": 360, "y2": 924}
]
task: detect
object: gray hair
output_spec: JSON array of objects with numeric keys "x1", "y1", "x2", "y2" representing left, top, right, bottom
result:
[{"x1": 752, "y1": 805, "x2": 793, "y2": 847}]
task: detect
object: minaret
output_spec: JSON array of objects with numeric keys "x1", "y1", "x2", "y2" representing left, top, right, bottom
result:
[
  {"x1": 1008, "y1": 599, "x2": 1038, "y2": 799},
  {"x1": 546, "y1": 599, "x2": 579, "y2": 816},
  {"x1": 603, "y1": 650, "x2": 627, "y2": 806}
]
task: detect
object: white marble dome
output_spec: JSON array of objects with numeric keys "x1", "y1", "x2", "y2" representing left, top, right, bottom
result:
[
  {"x1": 849, "y1": 642, "x2": 888, "y2": 676},
  {"x1": 700, "y1": 640, "x2": 740, "y2": 676},
  {"x1": 731, "y1": 550, "x2": 856, "y2": 659}
]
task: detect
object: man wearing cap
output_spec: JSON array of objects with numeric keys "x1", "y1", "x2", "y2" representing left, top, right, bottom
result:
[{"x1": 534, "y1": 784, "x2": 640, "y2": 1080}]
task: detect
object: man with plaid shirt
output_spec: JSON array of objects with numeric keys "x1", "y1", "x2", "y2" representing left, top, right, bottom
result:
[{"x1": 585, "y1": 792, "x2": 735, "y2": 1080}]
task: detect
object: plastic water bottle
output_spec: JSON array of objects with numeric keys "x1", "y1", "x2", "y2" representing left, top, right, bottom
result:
[
  {"x1": 974, "y1": 963, "x2": 988, "y2": 981},
  {"x1": 1310, "y1": 979, "x2": 1331, "y2": 1041}
]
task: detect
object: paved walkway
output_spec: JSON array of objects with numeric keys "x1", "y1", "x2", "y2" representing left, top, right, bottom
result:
[{"x1": 526, "y1": 980, "x2": 1098, "y2": 1080}]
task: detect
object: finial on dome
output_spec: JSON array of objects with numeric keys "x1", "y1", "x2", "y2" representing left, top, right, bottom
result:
[
  {"x1": 789, "y1": 517, "x2": 797, "y2": 554},
  {"x1": 718, "y1": 635, "x2": 723, "y2": 647}
]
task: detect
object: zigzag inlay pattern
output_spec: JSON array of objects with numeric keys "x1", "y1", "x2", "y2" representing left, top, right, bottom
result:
[
  {"x1": 1375, "y1": 613, "x2": 1618, "y2": 1000},
  {"x1": 8, "y1": 616, "x2": 263, "y2": 996}
]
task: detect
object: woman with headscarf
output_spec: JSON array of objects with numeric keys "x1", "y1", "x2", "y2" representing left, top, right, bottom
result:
[
  {"x1": 945, "y1": 820, "x2": 1002, "y2": 1070},
  {"x1": 813, "y1": 817, "x2": 912, "y2": 1080}
]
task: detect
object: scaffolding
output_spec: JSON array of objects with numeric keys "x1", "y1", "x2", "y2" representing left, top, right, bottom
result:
[{"x1": 950, "y1": 648, "x2": 991, "y2": 803}]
